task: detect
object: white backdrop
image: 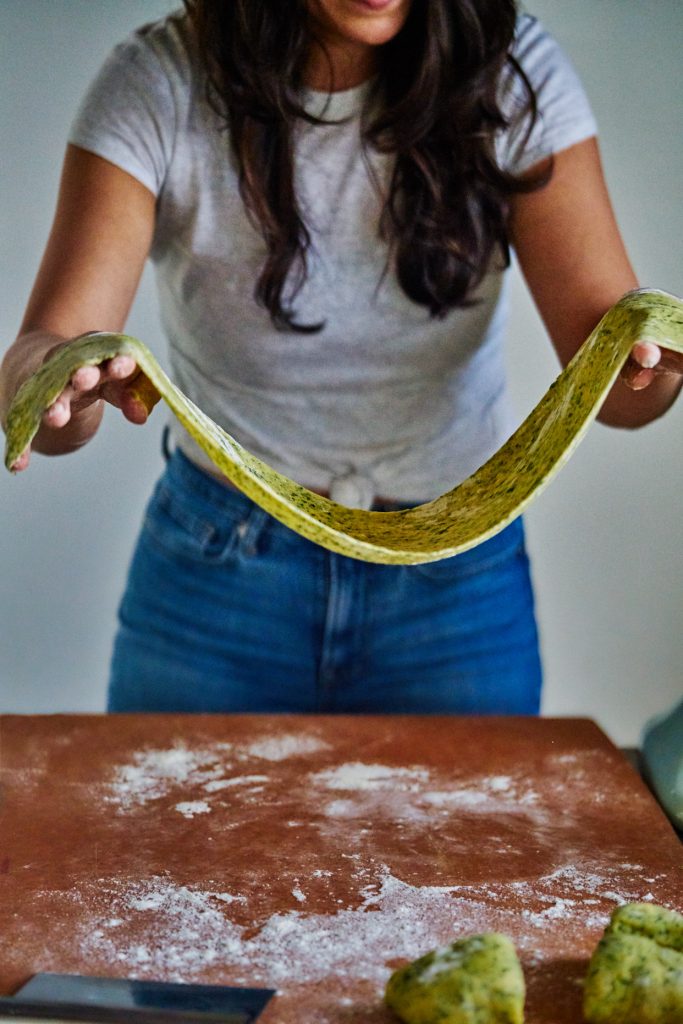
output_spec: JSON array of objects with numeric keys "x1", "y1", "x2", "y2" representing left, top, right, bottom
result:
[{"x1": 1, "y1": 1, "x2": 681, "y2": 743}]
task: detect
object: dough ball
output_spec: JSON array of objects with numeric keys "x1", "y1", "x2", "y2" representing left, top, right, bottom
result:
[
  {"x1": 583, "y1": 902, "x2": 683, "y2": 1024},
  {"x1": 385, "y1": 932, "x2": 525, "y2": 1024}
]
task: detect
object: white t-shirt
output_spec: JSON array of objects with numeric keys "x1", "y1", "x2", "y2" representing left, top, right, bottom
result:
[{"x1": 69, "y1": 11, "x2": 596, "y2": 508}]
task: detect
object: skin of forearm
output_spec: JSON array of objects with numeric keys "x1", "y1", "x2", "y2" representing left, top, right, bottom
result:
[{"x1": 0, "y1": 329, "x2": 104, "y2": 455}]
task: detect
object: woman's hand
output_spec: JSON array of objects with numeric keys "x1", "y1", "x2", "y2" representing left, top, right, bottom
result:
[
  {"x1": 8, "y1": 342, "x2": 152, "y2": 473},
  {"x1": 621, "y1": 340, "x2": 683, "y2": 392}
]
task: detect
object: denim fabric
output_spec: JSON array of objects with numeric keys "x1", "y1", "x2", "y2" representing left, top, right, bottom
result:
[{"x1": 108, "y1": 450, "x2": 542, "y2": 714}]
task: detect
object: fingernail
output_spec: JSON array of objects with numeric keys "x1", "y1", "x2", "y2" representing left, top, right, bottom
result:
[
  {"x1": 634, "y1": 342, "x2": 661, "y2": 369},
  {"x1": 113, "y1": 357, "x2": 133, "y2": 377}
]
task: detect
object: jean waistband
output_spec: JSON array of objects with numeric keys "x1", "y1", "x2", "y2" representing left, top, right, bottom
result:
[
  {"x1": 162, "y1": 433, "x2": 416, "y2": 513},
  {"x1": 160, "y1": 446, "x2": 525, "y2": 567},
  {"x1": 158, "y1": 448, "x2": 524, "y2": 561}
]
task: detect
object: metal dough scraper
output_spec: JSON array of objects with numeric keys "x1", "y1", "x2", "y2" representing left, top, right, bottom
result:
[{"x1": 0, "y1": 974, "x2": 275, "y2": 1024}]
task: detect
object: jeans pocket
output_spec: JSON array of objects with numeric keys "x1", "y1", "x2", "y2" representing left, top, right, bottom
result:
[
  {"x1": 411, "y1": 520, "x2": 526, "y2": 583},
  {"x1": 143, "y1": 481, "x2": 246, "y2": 564}
]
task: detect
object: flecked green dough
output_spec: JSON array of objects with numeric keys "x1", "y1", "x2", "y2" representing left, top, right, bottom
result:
[
  {"x1": 4, "y1": 289, "x2": 683, "y2": 565},
  {"x1": 385, "y1": 933, "x2": 525, "y2": 1024},
  {"x1": 583, "y1": 902, "x2": 683, "y2": 1024}
]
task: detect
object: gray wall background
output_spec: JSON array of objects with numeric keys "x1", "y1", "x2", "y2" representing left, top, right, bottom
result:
[{"x1": 1, "y1": 1, "x2": 681, "y2": 743}]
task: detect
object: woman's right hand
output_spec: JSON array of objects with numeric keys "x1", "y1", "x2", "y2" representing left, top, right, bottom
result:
[{"x1": 3, "y1": 333, "x2": 152, "y2": 473}]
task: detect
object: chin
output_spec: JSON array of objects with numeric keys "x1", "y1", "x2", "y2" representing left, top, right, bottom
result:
[{"x1": 314, "y1": 0, "x2": 413, "y2": 48}]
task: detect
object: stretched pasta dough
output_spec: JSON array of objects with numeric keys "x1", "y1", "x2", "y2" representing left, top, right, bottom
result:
[{"x1": 4, "y1": 289, "x2": 683, "y2": 565}]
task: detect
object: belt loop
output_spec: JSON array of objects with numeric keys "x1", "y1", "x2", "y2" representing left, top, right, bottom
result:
[
  {"x1": 161, "y1": 425, "x2": 173, "y2": 462},
  {"x1": 236, "y1": 505, "x2": 270, "y2": 557}
]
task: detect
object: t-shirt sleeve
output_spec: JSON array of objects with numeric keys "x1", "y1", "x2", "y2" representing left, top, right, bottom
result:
[
  {"x1": 498, "y1": 15, "x2": 598, "y2": 176},
  {"x1": 68, "y1": 26, "x2": 176, "y2": 196}
]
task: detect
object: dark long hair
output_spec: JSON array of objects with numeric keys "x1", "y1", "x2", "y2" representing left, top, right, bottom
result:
[{"x1": 183, "y1": 0, "x2": 547, "y2": 331}]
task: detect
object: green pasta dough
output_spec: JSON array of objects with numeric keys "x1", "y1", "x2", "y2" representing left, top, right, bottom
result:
[
  {"x1": 4, "y1": 289, "x2": 683, "y2": 565},
  {"x1": 384, "y1": 933, "x2": 525, "y2": 1024},
  {"x1": 583, "y1": 902, "x2": 683, "y2": 1024}
]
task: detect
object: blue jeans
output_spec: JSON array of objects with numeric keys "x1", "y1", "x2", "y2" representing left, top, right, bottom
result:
[{"x1": 108, "y1": 449, "x2": 542, "y2": 714}]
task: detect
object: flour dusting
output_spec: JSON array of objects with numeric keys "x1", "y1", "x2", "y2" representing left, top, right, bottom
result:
[
  {"x1": 76, "y1": 870, "x2": 487, "y2": 985},
  {"x1": 245, "y1": 734, "x2": 329, "y2": 762},
  {"x1": 106, "y1": 745, "x2": 233, "y2": 811},
  {"x1": 312, "y1": 763, "x2": 431, "y2": 791},
  {"x1": 105, "y1": 734, "x2": 327, "y2": 813},
  {"x1": 175, "y1": 801, "x2": 211, "y2": 818},
  {"x1": 203, "y1": 775, "x2": 269, "y2": 792},
  {"x1": 66, "y1": 856, "x2": 650, "y2": 990},
  {"x1": 10, "y1": 728, "x2": 673, "y2": 1024},
  {"x1": 313, "y1": 765, "x2": 545, "y2": 827}
]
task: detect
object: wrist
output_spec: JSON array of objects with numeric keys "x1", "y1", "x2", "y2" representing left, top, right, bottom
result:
[{"x1": 0, "y1": 330, "x2": 69, "y2": 427}]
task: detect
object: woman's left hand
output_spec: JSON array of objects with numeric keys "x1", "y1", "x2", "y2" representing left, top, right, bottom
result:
[{"x1": 621, "y1": 341, "x2": 683, "y2": 391}]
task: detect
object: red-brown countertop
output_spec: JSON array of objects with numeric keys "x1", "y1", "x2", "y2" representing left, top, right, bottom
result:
[{"x1": 0, "y1": 715, "x2": 680, "y2": 1023}]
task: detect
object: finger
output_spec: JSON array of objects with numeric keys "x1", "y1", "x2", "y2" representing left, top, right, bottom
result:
[
  {"x1": 628, "y1": 342, "x2": 683, "y2": 379},
  {"x1": 630, "y1": 341, "x2": 661, "y2": 370},
  {"x1": 71, "y1": 364, "x2": 102, "y2": 393},
  {"x1": 43, "y1": 386, "x2": 75, "y2": 427},
  {"x1": 622, "y1": 365, "x2": 656, "y2": 391},
  {"x1": 10, "y1": 447, "x2": 31, "y2": 473},
  {"x1": 105, "y1": 354, "x2": 137, "y2": 381},
  {"x1": 127, "y1": 371, "x2": 161, "y2": 416},
  {"x1": 120, "y1": 390, "x2": 150, "y2": 424},
  {"x1": 99, "y1": 377, "x2": 127, "y2": 410},
  {"x1": 102, "y1": 368, "x2": 157, "y2": 422}
]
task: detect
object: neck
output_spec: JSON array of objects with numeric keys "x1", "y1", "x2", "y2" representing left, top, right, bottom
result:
[{"x1": 304, "y1": 39, "x2": 377, "y2": 91}]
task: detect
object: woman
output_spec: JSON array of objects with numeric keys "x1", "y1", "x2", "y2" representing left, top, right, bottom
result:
[{"x1": 1, "y1": 0, "x2": 681, "y2": 714}]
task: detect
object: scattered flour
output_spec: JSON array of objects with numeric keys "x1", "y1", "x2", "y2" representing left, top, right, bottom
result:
[
  {"x1": 32, "y1": 737, "x2": 664, "y2": 1000},
  {"x1": 69, "y1": 856, "x2": 649, "y2": 989},
  {"x1": 175, "y1": 801, "x2": 211, "y2": 818},
  {"x1": 129, "y1": 893, "x2": 167, "y2": 912},
  {"x1": 203, "y1": 775, "x2": 269, "y2": 792},
  {"x1": 78, "y1": 870, "x2": 486, "y2": 985},
  {"x1": 212, "y1": 892, "x2": 248, "y2": 905},
  {"x1": 538, "y1": 865, "x2": 626, "y2": 896},
  {"x1": 488, "y1": 775, "x2": 514, "y2": 792},
  {"x1": 311, "y1": 763, "x2": 431, "y2": 791},
  {"x1": 106, "y1": 745, "x2": 233, "y2": 810},
  {"x1": 244, "y1": 734, "x2": 329, "y2": 762},
  {"x1": 422, "y1": 789, "x2": 492, "y2": 808},
  {"x1": 522, "y1": 898, "x2": 577, "y2": 924},
  {"x1": 105, "y1": 743, "x2": 593, "y2": 831},
  {"x1": 105, "y1": 734, "x2": 326, "y2": 813},
  {"x1": 314, "y1": 766, "x2": 544, "y2": 826},
  {"x1": 324, "y1": 799, "x2": 364, "y2": 818}
]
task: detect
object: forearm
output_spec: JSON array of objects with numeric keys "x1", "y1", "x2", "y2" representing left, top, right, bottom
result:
[{"x1": 510, "y1": 141, "x2": 682, "y2": 432}]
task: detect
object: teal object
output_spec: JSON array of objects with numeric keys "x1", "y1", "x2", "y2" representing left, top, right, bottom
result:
[{"x1": 641, "y1": 700, "x2": 683, "y2": 830}]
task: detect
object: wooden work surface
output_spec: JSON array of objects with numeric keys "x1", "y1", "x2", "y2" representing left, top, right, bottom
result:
[{"x1": 0, "y1": 714, "x2": 680, "y2": 1023}]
